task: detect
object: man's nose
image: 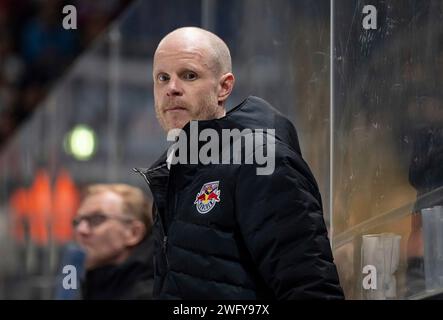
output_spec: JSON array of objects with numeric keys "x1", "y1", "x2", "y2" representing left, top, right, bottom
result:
[
  {"x1": 166, "y1": 76, "x2": 183, "y2": 96},
  {"x1": 75, "y1": 220, "x2": 90, "y2": 234}
]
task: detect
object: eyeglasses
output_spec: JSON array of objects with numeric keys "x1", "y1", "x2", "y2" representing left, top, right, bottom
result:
[{"x1": 72, "y1": 212, "x2": 134, "y2": 229}]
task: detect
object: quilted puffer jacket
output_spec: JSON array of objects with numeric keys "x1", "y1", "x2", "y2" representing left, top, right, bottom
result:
[{"x1": 135, "y1": 96, "x2": 344, "y2": 299}]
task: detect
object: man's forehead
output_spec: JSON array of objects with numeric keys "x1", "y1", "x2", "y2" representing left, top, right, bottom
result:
[
  {"x1": 78, "y1": 191, "x2": 122, "y2": 215},
  {"x1": 153, "y1": 46, "x2": 216, "y2": 73},
  {"x1": 155, "y1": 46, "x2": 206, "y2": 61}
]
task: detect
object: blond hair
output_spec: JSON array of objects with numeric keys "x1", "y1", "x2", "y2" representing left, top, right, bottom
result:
[{"x1": 83, "y1": 184, "x2": 152, "y2": 231}]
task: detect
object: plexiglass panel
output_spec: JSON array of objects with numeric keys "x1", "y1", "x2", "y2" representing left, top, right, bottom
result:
[{"x1": 333, "y1": 0, "x2": 443, "y2": 299}]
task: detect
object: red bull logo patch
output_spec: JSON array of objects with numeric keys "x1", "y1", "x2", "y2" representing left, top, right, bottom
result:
[{"x1": 194, "y1": 181, "x2": 221, "y2": 214}]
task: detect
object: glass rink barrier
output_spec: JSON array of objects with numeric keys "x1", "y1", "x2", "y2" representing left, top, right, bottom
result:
[
  {"x1": 2, "y1": 0, "x2": 443, "y2": 301},
  {"x1": 332, "y1": 1, "x2": 443, "y2": 299},
  {"x1": 0, "y1": 1, "x2": 330, "y2": 299}
]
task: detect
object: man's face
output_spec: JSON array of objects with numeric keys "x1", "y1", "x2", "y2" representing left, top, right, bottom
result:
[
  {"x1": 153, "y1": 40, "x2": 224, "y2": 131},
  {"x1": 74, "y1": 191, "x2": 133, "y2": 269}
]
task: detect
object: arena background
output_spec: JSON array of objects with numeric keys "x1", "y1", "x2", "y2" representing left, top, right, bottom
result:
[{"x1": 0, "y1": 0, "x2": 442, "y2": 300}]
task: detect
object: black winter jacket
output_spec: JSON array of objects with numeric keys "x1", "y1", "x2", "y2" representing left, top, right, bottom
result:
[
  {"x1": 80, "y1": 235, "x2": 154, "y2": 300},
  {"x1": 135, "y1": 96, "x2": 344, "y2": 299}
]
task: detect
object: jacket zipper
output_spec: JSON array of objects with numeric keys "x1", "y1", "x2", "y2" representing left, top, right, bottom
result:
[
  {"x1": 163, "y1": 235, "x2": 168, "y2": 261},
  {"x1": 133, "y1": 166, "x2": 170, "y2": 268}
]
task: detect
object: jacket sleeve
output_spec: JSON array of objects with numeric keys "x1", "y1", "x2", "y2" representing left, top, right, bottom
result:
[{"x1": 234, "y1": 142, "x2": 344, "y2": 299}]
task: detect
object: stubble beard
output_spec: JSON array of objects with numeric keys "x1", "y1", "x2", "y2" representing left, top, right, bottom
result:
[{"x1": 156, "y1": 96, "x2": 223, "y2": 132}]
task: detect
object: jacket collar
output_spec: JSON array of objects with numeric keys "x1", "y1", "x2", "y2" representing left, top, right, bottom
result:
[{"x1": 147, "y1": 95, "x2": 302, "y2": 171}]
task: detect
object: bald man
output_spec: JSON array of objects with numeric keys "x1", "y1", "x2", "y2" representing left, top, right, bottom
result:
[
  {"x1": 153, "y1": 27, "x2": 234, "y2": 132},
  {"x1": 135, "y1": 27, "x2": 344, "y2": 299}
]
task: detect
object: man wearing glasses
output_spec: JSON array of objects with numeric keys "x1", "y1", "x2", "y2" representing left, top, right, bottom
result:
[{"x1": 73, "y1": 183, "x2": 154, "y2": 299}]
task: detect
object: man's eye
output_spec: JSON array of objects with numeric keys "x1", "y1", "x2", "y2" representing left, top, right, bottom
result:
[
  {"x1": 89, "y1": 214, "x2": 107, "y2": 226},
  {"x1": 157, "y1": 74, "x2": 169, "y2": 82},
  {"x1": 183, "y1": 72, "x2": 197, "y2": 80}
]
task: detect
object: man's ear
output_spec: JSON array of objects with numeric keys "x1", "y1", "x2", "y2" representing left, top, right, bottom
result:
[
  {"x1": 125, "y1": 221, "x2": 146, "y2": 247},
  {"x1": 217, "y1": 73, "x2": 235, "y2": 106}
]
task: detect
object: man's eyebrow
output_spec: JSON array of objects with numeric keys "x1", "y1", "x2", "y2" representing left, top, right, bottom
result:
[
  {"x1": 154, "y1": 65, "x2": 201, "y2": 76},
  {"x1": 178, "y1": 66, "x2": 199, "y2": 73},
  {"x1": 153, "y1": 69, "x2": 167, "y2": 75},
  {"x1": 77, "y1": 210, "x2": 104, "y2": 216}
]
